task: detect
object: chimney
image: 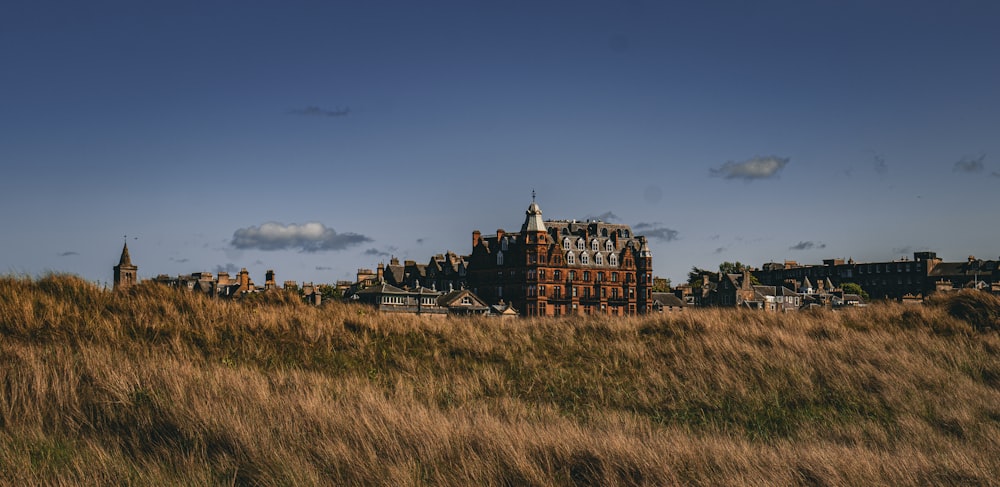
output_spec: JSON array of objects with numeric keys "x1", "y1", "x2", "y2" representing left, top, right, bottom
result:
[{"x1": 377, "y1": 262, "x2": 384, "y2": 282}]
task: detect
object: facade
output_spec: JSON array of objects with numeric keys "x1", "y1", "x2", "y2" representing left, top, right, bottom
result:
[
  {"x1": 754, "y1": 252, "x2": 1000, "y2": 300},
  {"x1": 466, "y1": 200, "x2": 653, "y2": 317}
]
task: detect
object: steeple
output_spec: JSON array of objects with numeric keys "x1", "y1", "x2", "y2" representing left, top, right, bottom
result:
[
  {"x1": 118, "y1": 242, "x2": 133, "y2": 266},
  {"x1": 522, "y1": 195, "x2": 546, "y2": 233},
  {"x1": 113, "y1": 240, "x2": 138, "y2": 291}
]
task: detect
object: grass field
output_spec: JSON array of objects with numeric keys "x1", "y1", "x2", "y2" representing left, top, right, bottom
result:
[{"x1": 2, "y1": 274, "x2": 999, "y2": 485}]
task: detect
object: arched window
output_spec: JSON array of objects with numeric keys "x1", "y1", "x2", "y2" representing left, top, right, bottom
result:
[
  {"x1": 576, "y1": 239, "x2": 585, "y2": 250},
  {"x1": 605, "y1": 240, "x2": 614, "y2": 252},
  {"x1": 595, "y1": 253, "x2": 604, "y2": 265},
  {"x1": 561, "y1": 228, "x2": 569, "y2": 235},
  {"x1": 501, "y1": 237, "x2": 508, "y2": 251},
  {"x1": 566, "y1": 252, "x2": 575, "y2": 265},
  {"x1": 591, "y1": 239, "x2": 599, "y2": 251},
  {"x1": 581, "y1": 253, "x2": 589, "y2": 265},
  {"x1": 601, "y1": 228, "x2": 609, "y2": 237},
  {"x1": 624, "y1": 230, "x2": 630, "y2": 238},
  {"x1": 609, "y1": 253, "x2": 618, "y2": 266},
  {"x1": 497, "y1": 251, "x2": 504, "y2": 265},
  {"x1": 562, "y1": 237, "x2": 571, "y2": 250}
]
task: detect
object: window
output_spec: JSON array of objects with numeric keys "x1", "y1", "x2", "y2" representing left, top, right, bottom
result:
[
  {"x1": 592, "y1": 239, "x2": 599, "y2": 251},
  {"x1": 461, "y1": 296, "x2": 471, "y2": 305},
  {"x1": 566, "y1": 252, "x2": 575, "y2": 264},
  {"x1": 609, "y1": 254, "x2": 618, "y2": 266},
  {"x1": 583, "y1": 271, "x2": 590, "y2": 281},
  {"x1": 572, "y1": 286, "x2": 578, "y2": 297},
  {"x1": 597, "y1": 272, "x2": 604, "y2": 282},
  {"x1": 605, "y1": 240, "x2": 614, "y2": 252},
  {"x1": 562, "y1": 237, "x2": 571, "y2": 250},
  {"x1": 554, "y1": 270, "x2": 561, "y2": 280},
  {"x1": 581, "y1": 253, "x2": 589, "y2": 265},
  {"x1": 497, "y1": 286, "x2": 502, "y2": 297},
  {"x1": 497, "y1": 251, "x2": 504, "y2": 265},
  {"x1": 501, "y1": 237, "x2": 509, "y2": 251},
  {"x1": 577, "y1": 239, "x2": 585, "y2": 250},
  {"x1": 539, "y1": 285, "x2": 546, "y2": 296},
  {"x1": 612, "y1": 272, "x2": 618, "y2": 282},
  {"x1": 595, "y1": 253, "x2": 603, "y2": 265},
  {"x1": 554, "y1": 286, "x2": 561, "y2": 298},
  {"x1": 569, "y1": 270, "x2": 576, "y2": 280}
]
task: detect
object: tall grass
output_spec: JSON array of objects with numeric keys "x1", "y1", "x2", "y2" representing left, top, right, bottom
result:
[{"x1": 1, "y1": 274, "x2": 999, "y2": 485}]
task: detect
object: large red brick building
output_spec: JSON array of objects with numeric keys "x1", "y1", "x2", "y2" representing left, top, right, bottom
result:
[{"x1": 467, "y1": 200, "x2": 653, "y2": 317}]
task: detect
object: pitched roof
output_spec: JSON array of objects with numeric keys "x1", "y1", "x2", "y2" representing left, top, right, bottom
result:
[
  {"x1": 651, "y1": 292, "x2": 686, "y2": 307},
  {"x1": 118, "y1": 242, "x2": 133, "y2": 266},
  {"x1": 355, "y1": 282, "x2": 408, "y2": 295}
]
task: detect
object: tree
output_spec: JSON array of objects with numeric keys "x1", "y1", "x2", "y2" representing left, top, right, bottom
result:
[
  {"x1": 841, "y1": 282, "x2": 869, "y2": 300},
  {"x1": 652, "y1": 276, "x2": 671, "y2": 292},
  {"x1": 318, "y1": 284, "x2": 343, "y2": 300},
  {"x1": 719, "y1": 261, "x2": 753, "y2": 274},
  {"x1": 718, "y1": 261, "x2": 759, "y2": 284},
  {"x1": 687, "y1": 267, "x2": 715, "y2": 289}
]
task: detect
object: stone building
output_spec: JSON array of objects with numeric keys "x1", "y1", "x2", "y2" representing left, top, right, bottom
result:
[
  {"x1": 113, "y1": 242, "x2": 138, "y2": 291},
  {"x1": 466, "y1": 199, "x2": 653, "y2": 317}
]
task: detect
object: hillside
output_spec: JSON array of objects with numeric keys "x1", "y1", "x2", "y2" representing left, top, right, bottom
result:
[{"x1": 1, "y1": 275, "x2": 999, "y2": 486}]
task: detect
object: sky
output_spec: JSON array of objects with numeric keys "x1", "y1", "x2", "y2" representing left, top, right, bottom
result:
[{"x1": 2, "y1": 0, "x2": 999, "y2": 287}]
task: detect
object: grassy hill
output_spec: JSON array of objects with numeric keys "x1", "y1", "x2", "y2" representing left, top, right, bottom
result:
[{"x1": 1, "y1": 274, "x2": 999, "y2": 485}]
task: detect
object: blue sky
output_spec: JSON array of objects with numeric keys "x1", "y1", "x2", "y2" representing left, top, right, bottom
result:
[{"x1": 2, "y1": 0, "x2": 998, "y2": 287}]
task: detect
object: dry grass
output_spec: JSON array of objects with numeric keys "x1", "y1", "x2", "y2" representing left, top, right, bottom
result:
[{"x1": 2, "y1": 274, "x2": 999, "y2": 485}]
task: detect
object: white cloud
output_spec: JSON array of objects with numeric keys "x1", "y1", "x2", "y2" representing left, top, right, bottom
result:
[
  {"x1": 231, "y1": 222, "x2": 372, "y2": 252},
  {"x1": 710, "y1": 156, "x2": 789, "y2": 181}
]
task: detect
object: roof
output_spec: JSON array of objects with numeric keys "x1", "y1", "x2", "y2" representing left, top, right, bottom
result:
[
  {"x1": 522, "y1": 201, "x2": 547, "y2": 232},
  {"x1": 651, "y1": 292, "x2": 686, "y2": 307},
  {"x1": 118, "y1": 242, "x2": 133, "y2": 267},
  {"x1": 355, "y1": 282, "x2": 408, "y2": 295},
  {"x1": 437, "y1": 289, "x2": 488, "y2": 308}
]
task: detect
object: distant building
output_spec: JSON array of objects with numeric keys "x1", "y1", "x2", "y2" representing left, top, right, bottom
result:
[
  {"x1": 467, "y1": 199, "x2": 653, "y2": 317},
  {"x1": 113, "y1": 242, "x2": 137, "y2": 291},
  {"x1": 754, "y1": 252, "x2": 1000, "y2": 300}
]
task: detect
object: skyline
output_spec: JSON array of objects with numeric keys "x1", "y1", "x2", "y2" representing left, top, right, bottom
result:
[{"x1": 2, "y1": 1, "x2": 999, "y2": 286}]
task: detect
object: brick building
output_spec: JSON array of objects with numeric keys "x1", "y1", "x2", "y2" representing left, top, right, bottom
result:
[{"x1": 467, "y1": 199, "x2": 653, "y2": 317}]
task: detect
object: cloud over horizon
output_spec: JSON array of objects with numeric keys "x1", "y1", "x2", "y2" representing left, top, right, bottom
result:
[
  {"x1": 710, "y1": 156, "x2": 789, "y2": 181},
  {"x1": 231, "y1": 222, "x2": 372, "y2": 252},
  {"x1": 363, "y1": 248, "x2": 390, "y2": 257},
  {"x1": 873, "y1": 154, "x2": 889, "y2": 177},
  {"x1": 289, "y1": 106, "x2": 350, "y2": 117},
  {"x1": 953, "y1": 154, "x2": 986, "y2": 173},
  {"x1": 634, "y1": 222, "x2": 679, "y2": 242},
  {"x1": 789, "y1": 241, "x2": 826, "y2": 251}
]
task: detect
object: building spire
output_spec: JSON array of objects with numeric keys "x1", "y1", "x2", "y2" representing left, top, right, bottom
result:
[{"x1": 119, "y1": 241, "x2": 133, "y2": 266}]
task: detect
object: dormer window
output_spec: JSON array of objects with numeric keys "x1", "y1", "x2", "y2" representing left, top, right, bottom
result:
[
  {"x1": 595, "y1": 253, "x2": 604, "y2": 265},
  {"x1": 562, "y1": 237, "x2": 571, "y2": 250},
  {"x1": 501, "y1": 237, "x2": 509, "y2": 251},
  {"x1": 580, "y1": 253, "x2": 589, "y2": 265},
  {"x1": 566, "y1": 252, "x2": 575, "y2": 264},
  {"x1": 591, "y1": 239, "x2": 599, "y2": 251},
  {"x1": 609, "y1": 254, "x2": 619, "y2": 266},
  {"x1": 605, "y1": 240, "x2": 614, "y2": 252},
  {"x1": 576, "y1": 239, "x2": 585, "y2": 250}
]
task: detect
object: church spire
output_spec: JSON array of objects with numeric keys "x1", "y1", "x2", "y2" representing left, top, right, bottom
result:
[{"x1": 118, "y1": 241, "x2": 133, "y2": 266}]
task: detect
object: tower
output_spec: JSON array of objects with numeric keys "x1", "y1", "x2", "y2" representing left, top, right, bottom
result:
[
  {"x1": 521, "y1": 197, "x2": 548, "y2": 316},
  {"x1": 113, "y1": 241, "x2": 138, "y2": 290}
]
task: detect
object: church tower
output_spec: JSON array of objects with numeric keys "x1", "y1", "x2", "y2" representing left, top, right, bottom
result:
[{"x1": 113, "y1": 241, "x2": 138, "y2": 290}]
